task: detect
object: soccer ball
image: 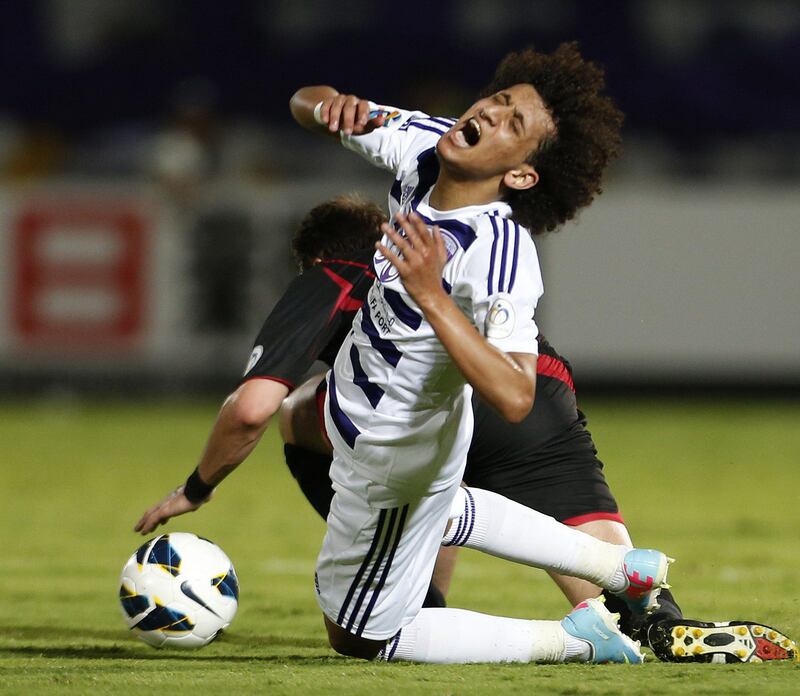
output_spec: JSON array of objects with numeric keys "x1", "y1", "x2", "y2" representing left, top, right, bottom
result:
[{"x1": 119, "y1": 532, "x2": 239, "y2": 648}]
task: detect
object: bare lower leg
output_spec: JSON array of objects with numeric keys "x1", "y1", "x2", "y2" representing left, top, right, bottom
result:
[
  {"x1": 431, "y1": 546, "x2": 459, "y2": 598},
  {"x1": 547, "y1": 520, "x2": 633, "y2": 606}
]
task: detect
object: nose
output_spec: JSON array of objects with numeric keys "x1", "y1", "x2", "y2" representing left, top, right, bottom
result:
[
  {"x1": 479, "y1": 106, "x2": 497, "y2": 127},
  {"x1": 480, "y1": 103, "x2": 509, "y2": 127}
]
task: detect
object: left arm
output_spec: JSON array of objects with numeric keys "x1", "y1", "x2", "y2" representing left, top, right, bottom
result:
[{"x1": 378, "y1": 213, "x2": 536, "y2": 423}]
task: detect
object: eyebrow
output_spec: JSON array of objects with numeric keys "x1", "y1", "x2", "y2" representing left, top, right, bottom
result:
[{"x1": 499, "y1": 91, "x2": 526, "y2": 133}]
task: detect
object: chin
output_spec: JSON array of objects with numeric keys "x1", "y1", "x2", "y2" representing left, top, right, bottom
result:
[{"x1": 436, "y1": 138, "x2": 470, "y2": 173}]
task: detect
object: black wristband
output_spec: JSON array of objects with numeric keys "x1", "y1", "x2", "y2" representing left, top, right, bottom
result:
[{"x1": 183, "y1": 467, "x2": 215, "y2": 504}]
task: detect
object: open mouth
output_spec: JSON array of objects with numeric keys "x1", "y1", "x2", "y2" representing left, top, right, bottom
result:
[{"x1": 453, "y1": 117, "x2": 481, "y2": 148}]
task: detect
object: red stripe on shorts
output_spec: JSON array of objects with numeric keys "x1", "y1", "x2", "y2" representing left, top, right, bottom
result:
[{"x1": 562, "y1": 511, "x2": 626, "y2": 527}]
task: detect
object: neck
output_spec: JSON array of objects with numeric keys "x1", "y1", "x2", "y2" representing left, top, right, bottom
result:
[{"x1": 428, "y1": 170, "x2": 502, "y2": 212}]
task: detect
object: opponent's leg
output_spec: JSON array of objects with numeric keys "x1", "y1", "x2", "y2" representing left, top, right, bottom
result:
[
  {"x1": 443, "y1": 486, "x2": 671, "y2": 614},
  {"x1": 543, "y1": 519, "x2": 686, "y2": 650},
  {"x1": 547, "y1": 519, "x2": 632, "y2": 606},
  {"x1": 646, "y1": 618, "x2": 798, "y2": 663},
  {"x1": 552, "y1": 523, "x2": 796, "y2": 663},
  {"x1": 284, "y1": 443, "x2": 334, "y2": 519},
  {"x1": 431, "y1": 546, "x2": 458, "y2": 599}
]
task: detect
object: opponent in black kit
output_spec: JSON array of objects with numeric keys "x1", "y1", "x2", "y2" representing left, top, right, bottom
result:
[{"x1": 136, "y1": 196, "x2": 796, "y2": 664}]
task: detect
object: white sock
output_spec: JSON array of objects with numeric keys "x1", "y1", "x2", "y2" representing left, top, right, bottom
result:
[
  {"x1": 378, "y1": 608, "x2": 582, "y2": 663},
  {"x1": 443, "y1": 487, "x2": 629, "y2": 591}
]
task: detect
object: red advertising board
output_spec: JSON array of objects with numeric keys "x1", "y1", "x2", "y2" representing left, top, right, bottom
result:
[{"x1": 13, "y1": 201, "x2": 147, "y2": 346}]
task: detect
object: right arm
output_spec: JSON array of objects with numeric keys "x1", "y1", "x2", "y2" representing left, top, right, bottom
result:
[
  {"x1": 134, "y1": 379, "x2": 288, "y2": 534},
  {"x1": 134, "y1": 263, "x2": 359, "y2": 535},
  {"x1": 379, "y1": 214, "x2": 538, "y2": 423},
  {"x1": 290, "y1": 85, "x2": 386, "y2": 137}
]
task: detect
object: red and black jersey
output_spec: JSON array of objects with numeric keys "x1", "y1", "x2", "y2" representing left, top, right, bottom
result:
[
  {"x1": 243, "y1": 246, "x2": 618, "y2": 524},
  {"x1": 240, "y1": 249, "x2": 375, "y2": 390}
]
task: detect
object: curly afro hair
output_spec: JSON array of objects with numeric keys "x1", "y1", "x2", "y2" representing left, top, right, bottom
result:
[
  {"x1": 481, "y1": 42, "x2": 624, "y2": 235},
  {"x1": 292, "y1": 195, "x2": 386, "y2": 270}
]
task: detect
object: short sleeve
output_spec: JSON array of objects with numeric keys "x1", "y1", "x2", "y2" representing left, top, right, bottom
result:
[
  {"x1": 455, "y1": 218, "x2": 543, "y2": 355},
  {"x1": 239, "y1": 257, "x2": 373, "y2": 388},
  {"x1": 340, "y1": 105, "x2": 433, "y2": 174}
]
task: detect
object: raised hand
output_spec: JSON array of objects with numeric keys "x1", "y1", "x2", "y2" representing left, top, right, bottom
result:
[
  {"x1": 317, "y1": 93, "x2": 386, "y2": 136},
  {"x1": 377, "y1": 212, "x2": 449, "y2": 309}
]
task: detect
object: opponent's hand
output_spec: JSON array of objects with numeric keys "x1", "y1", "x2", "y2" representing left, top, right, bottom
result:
[
  {"x1": 377, "y1": 212, "x2": 449, "y2": 309},
  {"x1": 317, "y1": 93, "x2": 386, "y2": 136},
  {"x1": 134, "y1": 486, "x2": 207, "y2": 535}
]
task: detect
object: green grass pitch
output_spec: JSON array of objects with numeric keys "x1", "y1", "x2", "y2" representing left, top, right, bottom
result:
[{"x1": 1, "y1": 398, "x2": 798, "y2": 694}]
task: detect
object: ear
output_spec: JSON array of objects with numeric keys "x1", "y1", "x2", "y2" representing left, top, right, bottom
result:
[{"x1": 503, "y1": 164, "x2": 538, "y2": 191}]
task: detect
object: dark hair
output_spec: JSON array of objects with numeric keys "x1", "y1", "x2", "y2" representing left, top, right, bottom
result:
[
  {"x1": 292, "y1": 195, "x2": 386, "y2": 270},
  {"x1": 481, "y1": 42, "x2": 624, "y2": 235}
]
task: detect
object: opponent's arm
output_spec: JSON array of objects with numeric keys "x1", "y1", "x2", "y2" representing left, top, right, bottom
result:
[
  {"x1": 378, "y1": 213, "x2": 536, "y2": 423},
  {"x1": 134, "y1": 379, "x2": 288, "y2": 534},
  {"x1": 290, "y1": 85, "x2": 386, "y2": 137}
]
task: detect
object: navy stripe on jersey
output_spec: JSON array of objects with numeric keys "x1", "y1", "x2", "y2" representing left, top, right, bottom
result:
[
  {"x1": 415, "y1": 212, "x2": 478, "y2": 251},
  {"x1": 501, "y1": 219, "x2": 521, "y2": 293},
  {"x1": 428, "y1": 117, "x2": 456, "y2": 128},
  {"x1": 337, "y1": 508, "x2": 388, "y2": 626},
  {"x1": 410, "y1": 148, "x2": 440, "y2": 209},
  {"x1": 389, "y1": 178, "x2": 401, "y2": 204},
  {"x1": 487, "y1": 215, "x2": 521, "y2": 295},
  {"x1": 328, "y1": 371, "x2": 360, "y2": 448},
  {"x1": 382, "y1": 287, "x2": 422, "y2": 329},
  {"x1": 498, "y1": 218, "x2": 510, "y2": 292},
  {"x1": 399, "y1": 116, "x2": 454, "y2": 135},
  {"x1": 508, "y1": 220, "x2": 521, "y2": 292},
  {"x1": 336, "y1": 504, "x2": 410, "y2": 635},
  {"x1": 361, "y1": 309, "x2": 402, "y2": 367},
  {"x1": 346, "y1": 506, "x2": 399, "y2": 632},
  {"x1": 488, "y1": 215, "x2": 500, "y2": 295},
  {"x1": 357, "y1": 503, "x2": 409, "y2": 636},
  {"x1": 350, "y1": 344, "x2": 384, "y2": 408},
  {"x1": 406, "y1": 122, "x2": 447, "y2": 136}
]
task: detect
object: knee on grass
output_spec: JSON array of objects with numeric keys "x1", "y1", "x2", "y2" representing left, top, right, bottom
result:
[{"x1": 324, "y1": 616, "x2": 384, "y2": 660}]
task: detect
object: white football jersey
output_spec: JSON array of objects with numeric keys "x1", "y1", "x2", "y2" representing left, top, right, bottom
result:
[{"x1": 325, "y1": 106, "x2": 544, "y2": 495}]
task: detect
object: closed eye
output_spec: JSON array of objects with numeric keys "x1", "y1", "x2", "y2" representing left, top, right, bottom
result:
[{"x1": 496, "y1": 93, "x2": 524, "y2": 134}]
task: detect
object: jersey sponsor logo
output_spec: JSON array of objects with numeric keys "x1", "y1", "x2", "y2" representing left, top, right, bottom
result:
[
  {"x1": 243, "y1": 345, "x2": 263, "y2": 375},
  {"x1": 368, "y1": 284, "x2": 396, "y2": 335},
  {"x1": 485, "y1": 297, "x2": 515, "y2": 339}
]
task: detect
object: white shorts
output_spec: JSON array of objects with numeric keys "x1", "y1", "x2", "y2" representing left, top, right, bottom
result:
[{"x1": 315, "y1": 457, "x2": 463, "y2": 640}]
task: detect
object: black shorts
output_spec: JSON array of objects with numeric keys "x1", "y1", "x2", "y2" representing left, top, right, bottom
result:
[
  {"x1": 317, "y1": 355, "x2": 621, "y2": 527},
  {"x1": 465, "y1": 368, "x2": 621, "y2": 526}
]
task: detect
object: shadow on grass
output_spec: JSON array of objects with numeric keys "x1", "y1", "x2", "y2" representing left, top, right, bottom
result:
[
  {"x1": 1, "y1": 645, "x2": 334, "y2": 664},
  {"x1": 1, "y1": 624, "x2": 330, "y2": 661}
]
